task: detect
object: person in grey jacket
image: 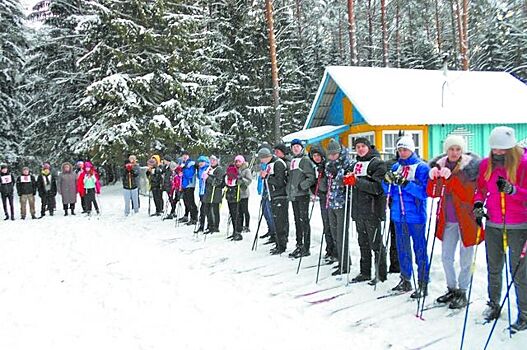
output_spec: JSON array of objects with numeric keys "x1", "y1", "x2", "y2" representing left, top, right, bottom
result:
[
  {"x1": 58, "y1": 162, "x2": 78, "y2": 216},
  {"x1": 287, "y1": 139, "x2": 316, "y2": 258},
  {"x1": 235, "y1": 155, "x2": 252, "y2": 233}
]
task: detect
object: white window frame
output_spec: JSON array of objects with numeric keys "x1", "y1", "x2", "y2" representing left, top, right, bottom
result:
[
  {"x1": 349, "y1": 131, "x2": 375, "y2": 149},
  {"x1": 382, "y1": 130, "x2": 424, "y2": 157}
]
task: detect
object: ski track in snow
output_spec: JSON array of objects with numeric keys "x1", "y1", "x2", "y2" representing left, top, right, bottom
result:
[{"x1": 0, "y1": 184, "x2": 524, "y2": 349}]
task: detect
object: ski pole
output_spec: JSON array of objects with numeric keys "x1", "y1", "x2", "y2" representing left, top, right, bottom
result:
[
  {"x1": 500, "y1": 191, "x2": 512, "y2": 338},
  {"x1": 251, "y1": 199, "x2": 265, "y2": 251},
  {"x1": 398, "y1": 184, "x2": 418, "y2": 296},
  {"x1": 418, "y1": 182, "x2": 446, "y2": 319},
  {"x1": 339, "y1": 184, "x2": 349, "y2": 282},
  {"x1": 374, "y1": 184, "x2": 391, "y2": 291},
  {"x1": 484, "y1": 239, "x2": 527, "y2": 349},
  {"x1": 298, "y1": 174, "x2": 322, "y2": 274},
  {"x1": 346, "y1": 184, "x2": 354, "y2": 284},
  {"x1": 459, "y1": 226, "x2": 483, "y2": 350}
]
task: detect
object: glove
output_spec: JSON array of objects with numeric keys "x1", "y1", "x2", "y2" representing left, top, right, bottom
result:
[
  {"x1": 428, "y1": 167, "x2": 440, "y2": 179},
  {"x1": 497, "y1": 176, "x2": 514, "y2": 195},
  {"x1": 394, "y1": 174, "x2": 408, "y2": 187},
  {"x1": 473, "y1": 202, "x2": 488, "y2": 227},
  {"x1": 439, "y1": 167, "x2": 452, "y2": 179},
  {"x1": 125, "y1": 163, "x2": 133, "y2": 172},
  {"x1": 343, "y1": 173, "x2": 356, "y2": 186},
  {"x1": 384, "y1": 171, "x2": 396, "y2": 184}
]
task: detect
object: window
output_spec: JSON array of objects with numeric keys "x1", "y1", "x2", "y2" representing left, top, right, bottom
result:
[
  {"x1": 383, "y1": 130, "x2": 424, "y2": 157},
  {"x1": 349, "y1": 132, "x2": 375, "y2": 148}
]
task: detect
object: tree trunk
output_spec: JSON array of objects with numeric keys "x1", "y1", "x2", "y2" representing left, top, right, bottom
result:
[
  {"x1": 294, "y1": 0, "x2": 303, "y2": 45},
  {"x1": 347, "y1": 0, "x2": 357, "y2": 65},
  {"x1": 454, "y1": 0, "x2": 464, "y2": 68},
  {"x1": 338, "y1": 7, "x2": 344, "y2": 61},
  {"x1": 434, "y1": 0, "x2": 442, "y2": 53},
  {"x1": 395, "y1": 0, "x2": 401, "y2": 67},
  {"x1": 367, "y1": 0, "x2": 374, "y2": 66},
  {"x1": 264, "y1": 0, "x2": 281, "y2": 143},
  {"x1": 449, "y1": 0, "x2": 457, "y2": 66},
  {"x1": 461, "y1": 0, "x2": 469, "y2": 70},
  {"x1": 381, "y1": 0, "x2": 388, "y2": 67}
]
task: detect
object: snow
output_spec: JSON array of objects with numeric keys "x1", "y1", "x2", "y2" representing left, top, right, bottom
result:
[
  {"x1": 282, "y1": 125, "x2": 350, "y2": 144},
  {"x1": 1, "y1": 183, "x2": 525, "y2": 349},
  {"x1": 321, "y1": 66, "x2": 527, "y2": 125}
]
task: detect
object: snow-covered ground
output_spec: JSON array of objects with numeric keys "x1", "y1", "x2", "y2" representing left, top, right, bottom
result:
[{"x1": 0, "y1": 183, "x2": 524, "y2": 349}]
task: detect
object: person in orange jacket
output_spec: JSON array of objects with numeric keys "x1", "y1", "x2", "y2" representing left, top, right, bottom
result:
[{"x1": 427, "y1": 135, "x2": 482, "y2": 309}]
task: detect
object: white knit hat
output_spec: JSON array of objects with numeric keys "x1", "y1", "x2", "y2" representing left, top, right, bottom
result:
[
  {"x1": 489, "y1": 126, "x2": 516, "y2": 150},
  {"x1": 396, "y1": 136, "x2": 415, "y2": 153},
  {"x1": 443, "y1": 135, "x2": 466, "y2": 153}
]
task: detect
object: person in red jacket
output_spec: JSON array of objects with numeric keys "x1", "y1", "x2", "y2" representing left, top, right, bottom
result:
[
  {"x1": 473, "y1": 126, "x2": 527, "y2": 332},
  {"x1": 428, "y1": 135, "x2": 482, "y2": 309}
]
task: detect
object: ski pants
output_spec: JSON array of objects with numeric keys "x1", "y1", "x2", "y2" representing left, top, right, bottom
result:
[
  {"x1": 319, "y1": 193, "x2": 336, "y2": 258},
  {"x1": 485, "y1": 226, "x2": 527, "y2": 321},
  {"x1": 152, "y1": 187, "x2": 163, "y2": 213},
  {"x1": 271, "y1": 197, "x2": 289, "y2": 251},
  {"x1": 239, "y1": 198, "x2": 250, "y2": 228},
  {"x1": 183, "y1": 187, "x2": 198, "y2": 220},
  {"x1": 1, "y1": 193, "x2": 14, "y2": 218},
  {"x1": 85, "y1": 189, "x2": 99, "y2": 214},
  {"x1": 124, "y1": 188, "x2": 139, "y2": 215},
  {"x1": 292, "y1": 195, "x2": 311, "y2": 250},
  {"x1": 227, "y1": 201, "x2": 241, "y2": 234},
  {"x1": 394, "y1": 221, "x2": 429, "y2": 283},
  {"x1": 389, "y1": 220, "x2": 400, "y2": 271},
  {"x1": 262, "y1": 195, "x2": 275, "y2": 236},
  {"x1": 356, "y1": 218, "x2": 387, "y2": 280},
  {"x1": 198, "y1": 196, "x2": 210, "y2": 229},
  {"x1": 441, "y1": 222, "x2": 475, "y2": 291},
  {"x1": 207, "y1": 202, "x2": 220, "y2": 231},
  {"x1": 80, "y1": 195, "x2": 87, "y2": 212},
  {"x1": 329, "y1": 207, "x2": 350, "y2": 272},
  {"x1": 20, "y1": 194, "x2": 36, "y2": 218},
  {"x1": 40, "y1": 192, "x2": 56, "y2": 215}
]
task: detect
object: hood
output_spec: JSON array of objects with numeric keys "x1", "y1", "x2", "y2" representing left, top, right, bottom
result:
[
  {"x1": 61, "y1": 162, "x2": 73, "y2": 173},
  {"x1": 309, "y1": 144, "x2": 326, "y2": 163}
]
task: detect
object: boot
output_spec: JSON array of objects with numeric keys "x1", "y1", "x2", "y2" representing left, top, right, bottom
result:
[
  {"x1": 50, "y1": 210, "x2": 54, "y2": 216},
  {"x1": 264, "y1": 236, "x2": 276, "y2": 245},
  {"x1": 242, "y1": 226, "x2": 250, "y2": 233},
  {"x1": 288, "y1": 246, "x2": 302, "y2": 258},
  {"x1": 260, "y1": 232, "x2": 272, "y2": 239},
  {"x1": 270, "y1": 247, "x2": 285, "y2": 255},
  {"x1": 511, "y1": 316, "x2": 527, "y2": 333},
  {"x1": 194, "y1": 226, "x2": 204, "y2": 234},
  {"x1": 483, "y1": 301, "x2": 501, "y2": 322},
  {"x1": 178, "y1": 216, "x2": 189, "y2": 223},
  {"x1": 392, "y1": 278, "x2": 413, "y2": 292},
  {"x1": 351, "y1": 273, "x2": 371, "y2": 283},
  {"x1": 437, "y1": 288, "x2": 457, "y2": 304},
  {"x1": 411, "y1": 281, "x2": 428, "y2": 299},
  {"x1": 232, "y1": 232, "x2": 243, "y2": 241},
  {"x1": 4, "y1": 215, "x2": 8, "y2": 221},
  {"x1": 449, "y1": 289, "x2": 468, "y2": 309},
  {"x1": 71, "y1": 209, "x2": 75, "y2": 215},
  {"x1": 186, "y1": 219, "x2": 197, "y2": 226},
  {"x1": 64, "y1": 210, "x2": 68, "y2": 216}
]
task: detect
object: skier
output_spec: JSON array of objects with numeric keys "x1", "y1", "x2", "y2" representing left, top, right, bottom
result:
[
  {"x1": 36, "y1": 162, "x2": 57, "y2": 217},
  {"x1": 235, "y1": 155, "x2": 252, "y2": 233},
  {"x1": 16, "y1": 166, "x2": 37, "y2": 220},
  {"x1": 0, "y1": 163, "x2": 15, "y2": 220},
  {"x1": 203, "y1": 155, "x2": 225, "y2": 234},
  {"x1": 428, "y1": 135, "x2": 481, "y2": 309},
  {"x1": 257, "y1": 143, "x2": 277, "y2": 245},
  {"x1": 225, "y1": 162, "x2": 243, "y2": 241},
  {"x1": 75, "y1": 160, "x2": 87, "y2": 213},
  {"x1": 179, "y1": 151, "x2": 198, "y2": 225},
  {"x1": 287, "y1": 139, "x2": 316, "y2": 258},
  {"x1": 258, "y1": 147, "x2": 289, "y2": 254},
  {"x1": 57, "y1": 162, "x2": 78, "y2": 216},
  {"x1": 165, "y1": 161, "x2": 182, "y2": 220},
  {"x1": 308, "y1": 144, "x2": 337, "y2": 263},
  {"x1": 473, "y1": 126, "x2": 527, "y2": 332},
  {"x1": 147, "y1": 155, "x2": 164, "y2": 216},
  {"x1": 325, "y1": 139, "x2": 353, "y2": 275},
  {"x1": 274, "y1": 142, "x2": 291, "y2": 169},
  {"x1": 195, "y1": 155, "x2": 210, "y2": 233},
  {"x1": 122, "y1": 160, "x2": 140, "y2": 216},
  {"x1": 83, "y1": 162, "x2": 101, "y2": 215},
  {"x1": 348, "y1": 138, "x2": 388, "y2": 285},
  {"x1": 383, "y1": 135, "x2": 430, "y2": 298}
]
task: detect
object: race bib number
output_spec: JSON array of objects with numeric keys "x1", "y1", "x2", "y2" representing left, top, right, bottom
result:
[
  {"x1": 395, "y1": 163, "x2": 419, "y2": 181},
  {"x1": 20, "y1": 175, "x2": 31, "y2": 183},
  {"x1": 1, "y1": 175, "x2": 12, "y2": 184},
  {"x1": 353, "y1": 161, "x2": 371, "y2": 177},
  {"x1": 290, "y1": 158, "x2": 300, "y2": 171}
]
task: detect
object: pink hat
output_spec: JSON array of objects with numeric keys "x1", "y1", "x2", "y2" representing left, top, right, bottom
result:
[{"x1": 234, "y1": 155, "x2": 245, "y2": 163}]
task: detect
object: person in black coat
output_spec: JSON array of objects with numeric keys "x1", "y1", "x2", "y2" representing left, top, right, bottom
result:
[
  {"x1": 16, "y1": 167, "x2": 37, "y2": 219},
  {"x1": 147, "y1": 155, "x2": 164, "y2": 216},
  {"x1": 0, "y1": 164, "x2": 16, "y2": 220},
  {"x1": 36, "y1": 162, "x2": 58, "y2": 217},
  {"x1": 203, "y1": 155, "x2": 225, "y2": 234}
]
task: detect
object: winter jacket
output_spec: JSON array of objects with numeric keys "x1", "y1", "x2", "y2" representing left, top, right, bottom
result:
[
  {"x1": 308, "y1": 146, "x2": 328, "y2": 195},
  {"x1": 77, "y1": 169, "x2": 101, "y2": 196},
  {"x1": 428, "y1": 153, "x2": 482, "y2": 246},
  {"x1": 58, "y1": 163, "x2": 77, "y2": 205},
  {"x1": 287, "y1": 153, "x2": 316, "y2": 200},
  {"x1": 16, "y1": 174, "x2": 37, "y2": 196},
  {"x1": 325, "y1": 149, "x2": 354, "y2": 210},
  {"x1": 198, "y1": 162, "x2": 210, "y2": 196},
  {"x1": 147, "y1": 166, "x2": 163, "y2": 191},
  {"x1": 204, "y1": 165, "x2": 225, "y2": 204},
  {"x1": 122, "y1": 166, "x2": 139, "y2": 190},
  {"x1": 350, "y1": 152, "x2": 387, "y2": 221},
  {"x1": 0, "y1": 170, "x2": 15, "y2": 196},
  {"x1": 236, "y1": 163, "x2": 252, "y2": 199},
  {"x1": 37, "y1": 172, "x2": 58, "y2": 198},
  {"x1": 263, "y1": 156, "x2": 288, "y2": 200},
  {"x1": 225, "y1": 165, "x2": 241, "y2": 203},
  {"x1": 383, "y1": 152, "x2": 430, "y2": 224},
  {"x1": 182, "y1": 159, "x2": 197, "y2": 189},
  {"x1": 162, "y1": 165, "x2": 172, "y2": 192},
  {"x1": 474, "y1": 148, "x2": 527, "y2": 226}
]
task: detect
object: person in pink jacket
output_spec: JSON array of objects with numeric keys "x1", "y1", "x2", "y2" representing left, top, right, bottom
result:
[{"x1": 473, "y1": 126, "x2": 527, "y2": 332}]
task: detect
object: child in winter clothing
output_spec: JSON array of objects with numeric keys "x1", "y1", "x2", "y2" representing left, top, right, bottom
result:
[
  {"x1": 16, "y1": 167, "x2": 37, "y2": 219},
  {"x1": 0, "y1": 164, "x2": 16, "y2": 220},
  {"x1": 203, "y1": 155, "x2": 225, "y2": 234},
  {"x1": 195, "y1": 155, "x2": 210, "y2": 233},
  {"x1": 122, "y1": 160, "x2": 139, "y2": 216},
  {"x1": 473, "y1": 126, "x2": 527, "y2": 332},
  {"x1": 36, "y1": 162, "x2": 57, "y2": 217},
  {"x1": 58, "y1": 162, "x2": 78, "y2": 216},
  {"x1": 225, "y1": 163, "x2": 243, "y2": 240},
  {"x1": 428, "y1": 135, "x2": 482, "y2": 309},
  {"x1": 235, "y1": 155, "x2": 252, "y2": 233},
  {"x1": 166, "y1": 162, "x2": 183, "y2": 219},
  {"x1": 180, "y1": 151, "x2": 198, "y2": 225},
  {"x1": 383, "y1": 136, "x2": 430, "y2": 298},
  {"x1": 83, "y1": 162, "x2": 101, "y2": 215},
  {"x1": 147, "y1": 155, "x2": 164, "y2": 216}
]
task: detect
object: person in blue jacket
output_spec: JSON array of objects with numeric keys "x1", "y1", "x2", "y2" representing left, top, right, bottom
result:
[
  {"x1": 195, "y1": 155, "x2": 210, "y2": 233},
  {"x1": 383, "y1": 136, "x2": 430, "y2": 298},
  {"x1": 179, "y1": 150, "x2": 198, "y2": 225}
]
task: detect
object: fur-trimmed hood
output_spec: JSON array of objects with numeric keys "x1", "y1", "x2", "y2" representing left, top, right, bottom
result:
[{"x1": 429, "y1": 152, "x2": 481, "y2": 181}]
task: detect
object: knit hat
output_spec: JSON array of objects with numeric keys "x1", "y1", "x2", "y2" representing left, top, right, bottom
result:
[
  {"x1": 163, "y1": 155, "x2": 172, "y2": 162},
  {"x1": 396, "y1": 136, "x2": 416, "y2": 153},
  {"x1": 258, "y1": 148, "x2": 273, "y2": 159},
  {"x1": 489, "y1": 126, "x2": 517, "y2": 150},
  {"x1": 169, "y1": 161, "x2": 178, "y2": 170},
  {"x1": 210, "y1": 155, "x2": 219, "y2": 163},
  {"x1": 290, "y1": 138, "x2": 304, "y2": 149},
  {"x1": 22, "y1": 166, "x2": 30, "y2": 173},
  {"x1": 152, "y1": 155, "x2": 161, "y2": 165},
  {"x1": 353, "y1": 137, "x2": 371, "y2": 149},
  {"x1": 181, "y1": 150, "x2": 190, "y2": 156},
  {"x1": 234, "y1": 155, "x2": 245, "y2": 163},
  {"x1": 197, "y1": 155, "x2": 209, "y2": 163},
  {"x1": 443, "y1": 134, "x2": 467, "y2": 153},
  {"x1": 274, "y1": 143, "x2": 287, "y2": 155},
  {"x1": 1, "y1": 163, "x2": 8, "y2": 169},
  {"x1": 42, "y1": 162, "x2": 51, "y2": 170},
  {"x1": 327, "y1": 139, "x2": 341, "y2": 155}
]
